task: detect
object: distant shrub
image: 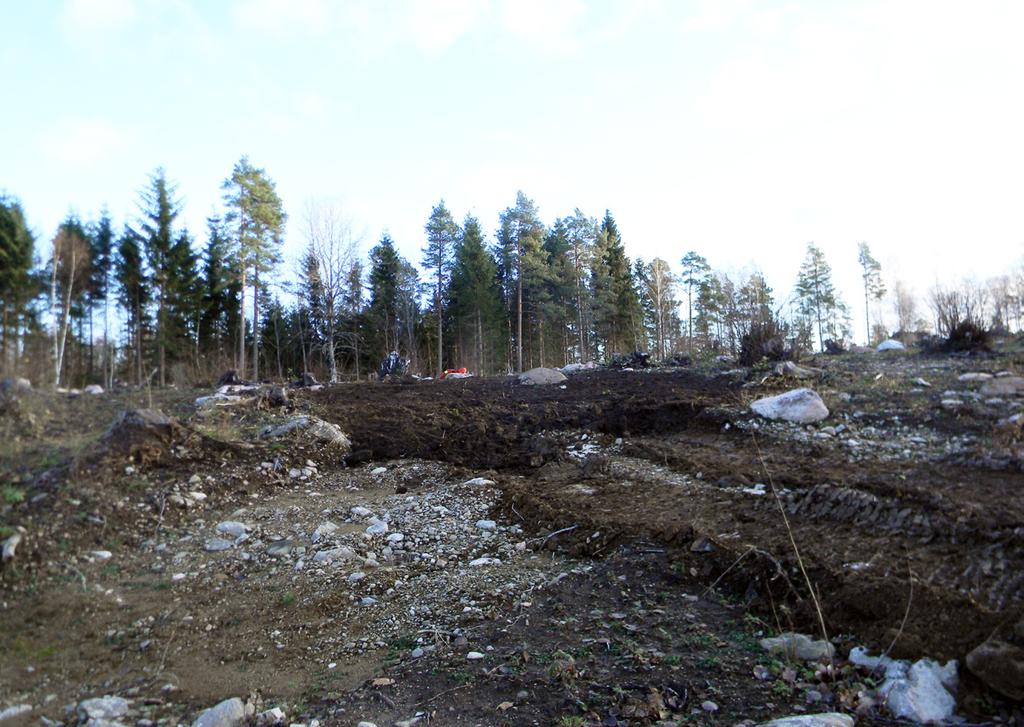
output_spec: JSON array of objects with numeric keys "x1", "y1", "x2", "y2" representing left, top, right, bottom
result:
[
  {"x1": 739, "y1": 318, "x2": 791, "y2": 366},
  {"x1": 945, "y1": 321, "x2": 991, "y2": 352}
]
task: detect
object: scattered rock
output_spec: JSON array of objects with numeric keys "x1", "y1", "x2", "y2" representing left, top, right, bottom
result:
[
  {"x1": 311, "y1": 521, "x2": 339, "y2": 543},
  {"x1": 258, "y1": 386, "x2": 289, "y2": 407},
  {"x1": 0, "y1": 705, "x2": 32, "y2": 722},
  {"x1": 204, "y1": 538, "x2": 235, "y2": 552},
  {"x1": 312, "y1": 546, "x2": 356, "y2": 563},
  {"x1": 215, "y1": 521, "x2": 249, "y2": 538},
  {"x1": 2, "y1": 530, "x2": 23, "y2": 564},
  {"x1": 760, "y1": 633, "x2": 835, "y2": 661},
  {"x1": 260, "y1": 416, "x2": 351, "y2": 451},
  {"x1": 877, "y1": 339, "x2": 906, "y2": 352},
  {"x1": 758, "y1": 715, "x2": 853, "y2": 727},
  {"x1": 0, "y1": 377, "x2": 31, "y2": 394},
  {"x1": 462, "y1": 477, "x2": 495, "y2": 487},
  {"x1": 475, "y1": 519, "x2": 497, "y2": 531},
  {"x1": 466, "y1": 651, "x2": 485, "y2": 660},
  {"x1": 701, "y1": 700, "x2": 719, "y2": 712},
  {"x1": 351, "y1": 506, "x2": 374, "y2": 518},
  {"x1": 78, "y1": 696, "x2": 130, "y2": 723},
  {"x1": 83, "y1": 384, "x2": 104, "y2": 395},
  {"x1": 469, "y1": 557, "x2": 501, "y2": 567},
  {"x1": 266, "y1": 540, "x2": 302, "y2": 558},
  {"x1": 966, "y1": 639, "x2": 1024, "y2": 700},
  {"x1": 254, "y1": 707, "x2": 285, "y2": 727},
  {"x1": 366, "y1": 518, "x2": 388, "y2": 535},
  {"x1": 751, "y1": 389, "x2": 829, "y2": 424},
  {"x1": 774, "y1": 361, "x2": 821, "y2": 379},
  {"x1": 192, "y1": 698, "x2": 248, "y2": 727},
  {"x1": 959, "y1": 372, "x2": 993, "y2": 382},
  {"x1": 517, "y1": 367, "x2": 567, "y2": 386},
  {"x1": 981, "y1": 376, "x2": 1024, "y2": 397},
  {"x1": 849, "y1": 647, "x2": 957, "y2": 723}
]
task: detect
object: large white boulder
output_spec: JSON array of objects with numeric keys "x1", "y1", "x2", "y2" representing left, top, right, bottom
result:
[
  {"x1": 260, "y1": 415, "x2": 351, "y2": 451},
  {"x1": 518, "y1": 367, "x2": 567, "y2": 385},
  {"x1": 750, "y1": 388, "x2": 829, "y2": 424},
  {"x1": 876, "y1": 339, "x2": 906, "y2": 352}
]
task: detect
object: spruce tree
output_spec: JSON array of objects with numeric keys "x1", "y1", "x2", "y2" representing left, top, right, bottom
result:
[
  {"x1": 422, "y1": 200, "x2": 459, "y2": 376},
  {"x1": 138, "y1": 168, "x2": 181, "y2": 386},
  {"x1": 87, "y1": 210, "x2": 114, "y2": 385},
  {"x1": 366, "y1": 233, "x2": 402, "y2": 360},
  {"x1": 450, "y1": 214, "x2": 504, "y2": 373},
  {"x1": 795, "y1": 242, "x2": 844, "y2": 351},
  {"x1": 590, "y1": 211, "x2": 641, "y2": 357},
  {"x1": 496, "y1": 192, "x2": 545, "y2": 371},
  {"x1": 115, "y1": 225, "x2": 148, "y2": 385},
  {"x1": 0, "y1": 196, "x2": 36, "y2": 376}
]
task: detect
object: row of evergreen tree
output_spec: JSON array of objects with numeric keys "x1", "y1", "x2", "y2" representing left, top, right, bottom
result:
[{"x1": 2, "y1": 161, "x2": 872, "y2": 387}]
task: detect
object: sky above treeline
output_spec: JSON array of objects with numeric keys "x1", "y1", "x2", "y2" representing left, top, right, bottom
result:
[{"x1": 4, "y1": 0, "x2": 1024, "y2": 317}]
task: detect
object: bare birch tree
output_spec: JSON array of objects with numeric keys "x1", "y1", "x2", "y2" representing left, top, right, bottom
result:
[
  {"x1": 50, "y1": 223, "x2": 90, "y2": 387},
  {"x1": 304, "y1": 200, "x2": 361, "y2": 383}
]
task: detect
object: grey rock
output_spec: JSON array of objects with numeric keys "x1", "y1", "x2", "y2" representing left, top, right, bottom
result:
[
  {"x1": 2, "y1": 531, "x2": 23, "y2": 563},
  {"x1": 215, "y1": 521, "x2": 248, "y2": 538},
  {"x1": 982, "y1": 376, "x2": 1024, "y2": 397},
  {"x1": 751, "y1": 389, "x2": 829, "y2": 424},
  {"x1": 848, "y1": 647, "x2": 957, "y2": 723},
  {"x1": 192, "y1": 698, "x2": 246, "y2": 727},
  {"x1": 959, "y1": 372, "x2": 993, "y2": 382},
  {"x1": 774, "y1": 361, "x2": 820, "y2": 379},
  {"x1": 760, "y1": 633, "x2": 835, "y2": 661},
  {"x1": 876, "y1": 339, "x2": 906, "y2": 352},
  {"x1": 966, "y1": 639, "x2": 1024, "y2": 700},
  {"x1": 0, "y1": 377, "x2": 31, "y2": 394},
  {"x1": 78, "y1": 697, "x2": 130, "y2": 722},
  {"x1": 266, "y1": 540, "x2": 301, "y2": 558},
  {"x1": 517, "y1": 367, "x2": 567, "y2": 386},
  {"x1": 347, "y1": 571, "x2": 366, "y2": 583},
  {"x1": 83, "y1": 384, "x2": 105, "y2": 395},
  {"x1": 0, "y1": 705, "x2": 32, "y2": 722},
  {"x1": 366, "y1": 518, "x2": 388, "y2": 535},
  {"x1": 475, "y1": 519, "x2": 497, "y2": 531},
  {"x1": 311, "y1": 521, "x2": 338, "y2": 543},
  {"x1": 204, "y1": 538, "x2": 234, "y2": 552},
  {"x1": 260, "y1": 416, "x2": 351, "y2": 451},
  {"x1": 312, "y1": 546, "x2": 356, "y2": 563},
  {"x1": 757, "y1": 715, "x2": 853, "y2": 727},
  {"x1": 466, "y1": 651, "x2": 485, "y2": 660}
]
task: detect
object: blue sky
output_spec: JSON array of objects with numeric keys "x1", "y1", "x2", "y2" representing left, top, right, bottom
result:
[{"x1": 4, "y1": 0, "x2": 1024, "y2": 326}]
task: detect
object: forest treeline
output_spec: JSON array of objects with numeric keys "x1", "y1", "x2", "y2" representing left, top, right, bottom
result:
[{"x1": 1, "y1": 160, "x2": 1022, "y2": 387}]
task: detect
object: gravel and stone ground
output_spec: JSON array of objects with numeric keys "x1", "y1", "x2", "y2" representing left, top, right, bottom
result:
[{"x1": 2, "y1": 346, "x2": 1024, "y2": 725}]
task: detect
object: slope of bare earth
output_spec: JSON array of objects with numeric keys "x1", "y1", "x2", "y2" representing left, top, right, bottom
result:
[{"x1": 2, "y1": 347, "x2": 1023, "y2": 725}]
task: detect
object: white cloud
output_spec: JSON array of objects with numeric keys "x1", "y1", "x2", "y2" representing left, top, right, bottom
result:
[
  {"x1": 40, "y1": 119, "x2": 132, "y2": 165},
  {"x1": 231, "y1": 0, "x2": 330, "y2": 37},
  {"x1": 61, "y1": 0, "x2": 137, "y2": 34},
  {"x1": 498, "y1": 0, "x2": 585, "y2": 51},
  {"x1": 407, "y1": 0, "x2": 487, "y2": 52}
]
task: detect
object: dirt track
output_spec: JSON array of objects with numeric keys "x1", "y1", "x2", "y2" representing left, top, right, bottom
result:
[
  {"x1": 3, "y1": 355, "x2": 1024, "y2": 723},
  {"x1": 309, "y1": 367, "x2": 1024, "y2": 662}
]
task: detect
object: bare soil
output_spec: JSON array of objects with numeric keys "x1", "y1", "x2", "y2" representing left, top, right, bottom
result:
[{"x1": 2, "y1": 350, "x2": 1024, "y2": 725}]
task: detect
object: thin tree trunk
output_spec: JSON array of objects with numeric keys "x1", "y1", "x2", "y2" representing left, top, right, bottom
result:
[
  {"x1": 516, "y1": 242, "x2": 523, "y2": 372},
  {"x1": 238, "y1": 266, "x2": 246, "y2": 379},
  {"x1": 252, "y1": 265, "x2": 259, "y2": 381}
]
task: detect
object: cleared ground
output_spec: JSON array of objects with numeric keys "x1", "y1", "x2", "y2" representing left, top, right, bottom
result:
[{"x1": 1, "y1": 349, "x2": 1023, "y2": 724}]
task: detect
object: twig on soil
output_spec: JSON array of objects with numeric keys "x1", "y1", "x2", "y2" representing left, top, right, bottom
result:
[
  {"x1": 526, "y1": 524, "x2": 579, "y2": 546},
  {"x1": 751, "y1": 432, "x2": 832, "y2": 654},
  {"x1": 416, "y1": 683, "x2": 473, "y2": 706},
  {"x1": 67, "y1": 564, "x2": 88, "y2": 592},
  {"x1": 510, "y1": 503, "x2": 525, "y2": 521},
  {"x1": 880, "y1": 556, "x2": 915, "y2": 662}
]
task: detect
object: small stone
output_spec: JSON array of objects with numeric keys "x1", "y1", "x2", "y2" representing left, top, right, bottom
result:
[
  {"x1": 78, "y1": 697, "x2": 130, "y2": 722},
  {"x1": 0, "y1": 705, "x2": 32, "y2": 722},
  {"x1": 366, "y1": 518, "x2": 388, "y2": 535},
  {"x1": 966, "y1": 639, "x2": 1024, "y2": 700},
  {"x1": 475, "y1": 519, "x2": 497, "y2": 531},
  {"x1": 91, "y1": 550, "x2": 113, "y2": 560},
  {"x1": 348, "y1": 571, "x2": 366, "y2": 583},
  {"x1": 760, "y1": 633, "x2": 835, "y2": 661},
  {"x1": 410, "y1": 647, "x2": 424, "y2": 658},
  {"x1": 370, "y1": 467, "x2": 387, "y2": 476},
  {"x1": 469, "y1": 557, "x2": 501, "y2": 567},
  {"x1": 466, "y1": 651, "x2": 485, "y2": 660},
  {"x1": 757, "y1": 715, "x2": 853, "y2": 727},
  {"x1": 462, "y1": 477, "x2": 496, "y2": 487},
  {"x1": 204, "y1": 538, "x2": 234, "y2": 552},
  {"x1": 701, "y1": 700, "x2": 719, "y2": 712},
  {"x1": 192, "y1": 697, "x2": 246, "y2": 727},
  {"x1": 311, "y1": 521, "x2": 338, "y2": 543},
  {"x1": 351, "y1": 506, "x2": 373, "y2": 518},
  {"x1": 215, "y1": 521, "x2": 248, "y2": 538}
]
